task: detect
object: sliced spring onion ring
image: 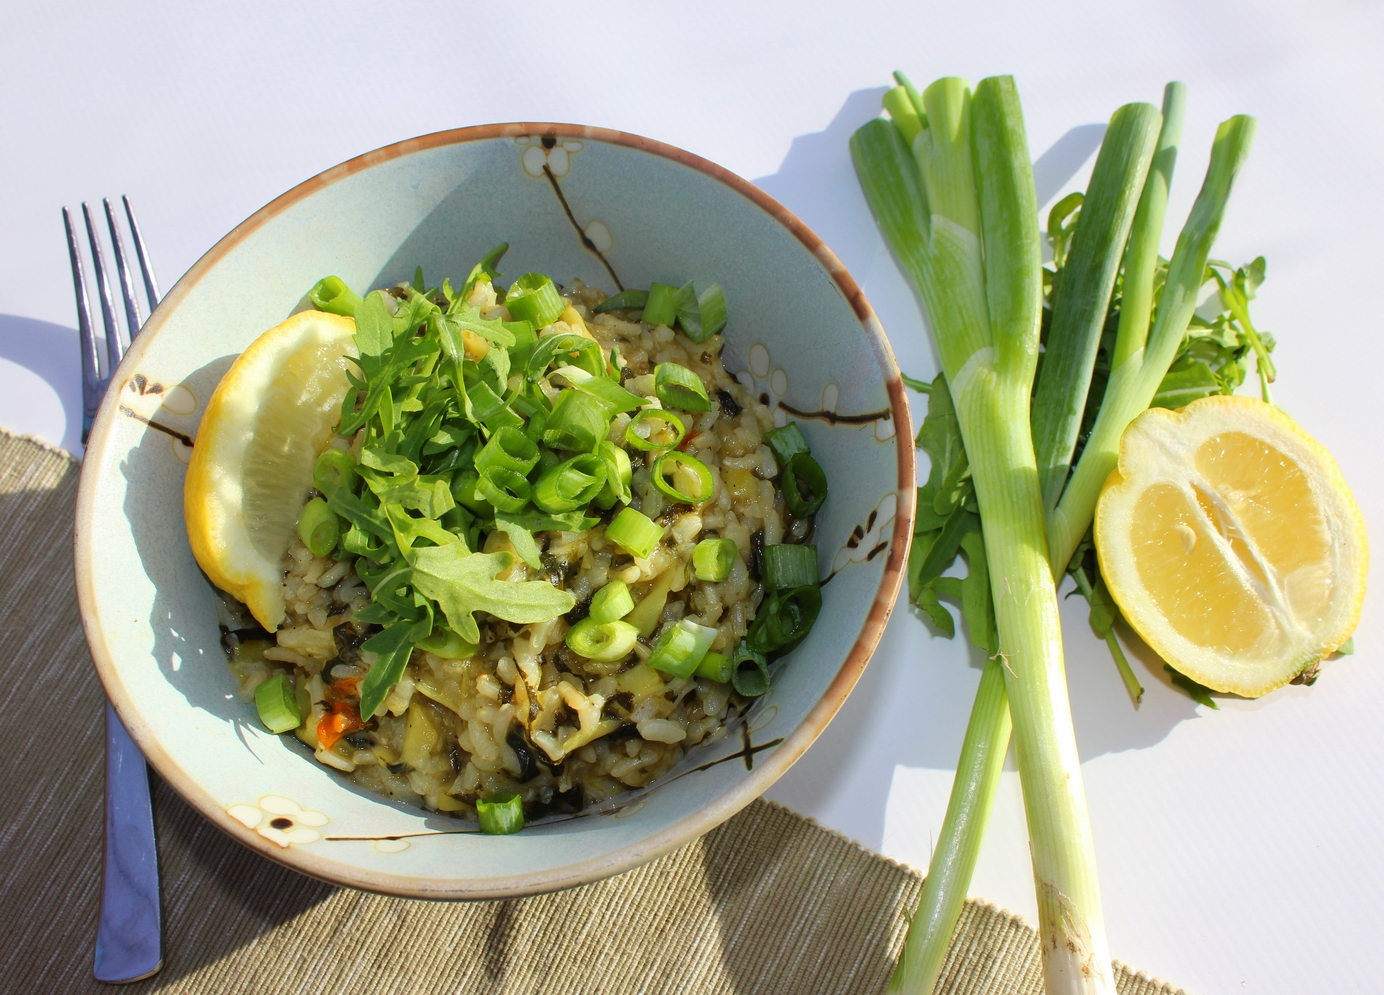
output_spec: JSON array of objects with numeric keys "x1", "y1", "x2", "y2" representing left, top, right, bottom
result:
[
  {"x1": 565, "y1": 617, "x2": 640, "y2": 662},
  {"x1": 624, "y1": 408, "x2": 686, "y2": 451},
  {"x1": 746, "y1": 584, "x2": 822, "y2": 654},
  {"x1": 641, "y1": 282, "x2": 683, "y2": 327},
  {"x1": 552, "y1": 365, "x2": 644, "y2": 412},
  {"x1": 595, "y1": 440, "x2": 632, "y2": 508},
  {"x1": 297, "y1": 497, "x2": 340, "y2": 557},
  {"x1": 542, "y1": 390, "x2": 612, "y2": 453},
  {"x1": 646, "y1": 618, "x2": 719, "y2": 678},
  {"x1": 651, "y1": 451, "x2": 715, "y2": 504},
  {"x1": 504, "y1": 273, "x2": 566, "y2": 327},
  {"x1": 589, "y1": 579, "x2": 635, "y2": 624},
  {"x1": 694, "y1": 650, "x2": 733, "y2": 683},
  {"x1": 654, "y1": 362, "x2": 711, "y2": 412},
  {"x1": 475, "y1": 426, "x2": 539, "y2": 476},
  {"x1": 764, "y1": 422, "x2": 811, "y2": 467},
  {"x1": 475, "y1": 466, "x2": 531, "y2": 514},
  {"x1": 690, "y1": 284, "x2": 728, "y2": 343},
  {"x1": 526, "y1": 332, "x2": 604, "y2": 379},
  {"x1": 607, "y1": 507, "x2": 664, "y2": 559},
  {"x1": 593, "y1": 288, "x2": 650, "y2": 314},
  {"x1": 451, "y1": 470, "x2": 494, "y2": 516},
  {"x1": 477, "y1": 792, "x2": 525, "y2": 834},
  {"x1": 313, "y1": 448, "x2": 357, "y2": 498},
  {"x1": 534, "y1": 453, "x2": 607, "y2": 513},
  {"x1": 255, "y1": 673, "x2": 301, "y2": 734},
  {"x1": 762, "y1": 543, "x2": 818, "y2": 591},
  {"x1": 782, "y1": 452, "x2": 828, "y2": 517},
  {"x1": 730, "y1": 644, "x2": 771, "y2": 697},
  {"x1": 692, "y1": 537, "x2": 738, "y2": 582},
  {"x1": 309, "y1": 276, "x2": 363, "y2": 318}
]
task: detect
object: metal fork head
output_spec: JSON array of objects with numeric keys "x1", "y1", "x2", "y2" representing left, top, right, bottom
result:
[{"x1": 62, "y1": 197, "x2": 161, "y2": 444}]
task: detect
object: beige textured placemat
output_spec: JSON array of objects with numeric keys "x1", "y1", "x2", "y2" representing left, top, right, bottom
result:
[{"x1": 0, "y1": 430, "x2": 1185, "y2": 995}]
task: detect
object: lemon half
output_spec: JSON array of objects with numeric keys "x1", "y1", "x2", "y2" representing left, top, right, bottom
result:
[
  {"x1": 1095, "y1": 395, "x2": 1367, "y2": 697},
  {"x1": 184, "y1": 310, "x2": 356, "y2": 630}
]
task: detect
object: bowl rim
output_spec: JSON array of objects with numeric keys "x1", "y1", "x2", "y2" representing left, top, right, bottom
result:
[{"x1": 74, "y1": 121, "x2": 916, "y2": 900}]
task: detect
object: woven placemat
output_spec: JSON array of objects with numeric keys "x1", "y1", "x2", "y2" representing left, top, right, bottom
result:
[{"x1": 0, "y1": 430, "x2": 1184, "y2": 994}]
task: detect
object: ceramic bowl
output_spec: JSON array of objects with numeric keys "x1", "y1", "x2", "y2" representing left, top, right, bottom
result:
[{"x1": 75, "y1": 123, "x2": 915, "y2": 899}]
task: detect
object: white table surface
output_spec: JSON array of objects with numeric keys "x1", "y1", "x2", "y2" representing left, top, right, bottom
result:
[{"x1": 5, "y1": 3, "x2": 1382, "y2": 992}]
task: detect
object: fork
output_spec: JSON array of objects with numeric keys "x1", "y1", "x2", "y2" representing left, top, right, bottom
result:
[{"x1": 63, "y1": 197, "x2": 163, "y2": 984}]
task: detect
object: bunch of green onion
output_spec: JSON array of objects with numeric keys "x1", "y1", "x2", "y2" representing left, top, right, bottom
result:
[{"x1": 853, "y1": 73, "x2": 1254, "y2": 993}]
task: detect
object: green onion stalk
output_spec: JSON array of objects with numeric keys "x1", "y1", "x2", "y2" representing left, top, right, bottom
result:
[{"x1": 853, "y1": 75, "x2": 1116, "y2": 994}]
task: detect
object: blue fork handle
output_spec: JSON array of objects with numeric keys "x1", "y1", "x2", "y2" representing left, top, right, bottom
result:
[{"x1": 93, "y1": 703, "x2": 162, "y2": 983}]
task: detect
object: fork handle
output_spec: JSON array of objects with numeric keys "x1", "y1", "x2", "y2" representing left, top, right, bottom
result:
[{"x1": 94, "y1": 704, "x2": 162, "y2": 983}]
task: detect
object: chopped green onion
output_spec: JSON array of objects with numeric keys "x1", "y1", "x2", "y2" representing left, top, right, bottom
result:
[
  {"x1": 654, "y1": 362, "x2": 711, "y2": 412},
  {"x1": 565, "y1": 618, "x2": 640, "y2": 662},
  {"x1": 526, "y1": 332, "x2": 604, "y2": 379},
  {"x1": 730, "y1": 644, "x2": 771, "y2": 697},
  {"x1": 593, "y1": 288, "x2": 650, "y2": 314},
  {"x1": 682, "y1": 284, "x2": 728, "y2": 343},
  {"x1": 764, "y1": 422, "x2": 810, "y2": 466},
  {"x1": 746, "y1": 585, "x2": 822, "y2": 654},
  {"x1": 417, "y1": 626, "x2": 479, "y2": 659},
  {"x1": 451, "y1": 470, "x2": 494, "y2": 516},
  {"x1": 313, "y1": 448, "x2": 357, "y2": 498},
  {"x1": 506, "y1": 319, "x2": 538, "y2": 368},
  {"x1": 297, "y1": 497, "x2": 340, "y2": 557},
  {"x1": 309, "y1": 276, "x2": 364, "y2": 318},
  {"x1": 552, "y1": 365, "x2": 644, "y2": 412},
  {"x1": 534, "y1": 454, "x2": 607, "y2": 513},
  {"x1": 762, "y1": 543, "x2": 818, "y2": 591},
  {"x1": 254, "y1": 673, "x2": 301, "y2": 734},
  {"x1": 651, "y1": 451, "x2": 715, "y2": 504},
  {"x1": 504, "y1": 273, "x2": 566, "y2": 327},
  {"x1": 782, "y1": 453, "x2": 827, "y2": 516},
  {"x1": 641, "y1": 282, "x2": 682, "y2": 327},
  {"x1": 624, "y1": 408, "x2": 686, "y2": 451},
  {"x1": 595, "y1": 440, "x2": 632, "y2": 508},
  {"x1": 606, "y1": 507, "x2": 663, "y2": 559},
  {"x1": 694, "y1": 651, "x2": 733, "y2": 683},
  {"x1": 475, "y1": 426, "x2": 539, "y2": 476},
  {"x1": 692, "y1": 537, "x2": 738, "y2": 582},
  {"x1": 646, "y1": 618, "x2": 719, "y2": 678},
  {"x1": 475, "y1": 466, "x2": 531, "y2": 514},
  {"x1": 477, "y1": 792, "x2": 525, "y2": 835},
  {"x1": 589, "y1": 579, "x2": 635, "y2": 624},
  {"x1": 542, "y1": 390, "x2": 612, "y2": 453}
]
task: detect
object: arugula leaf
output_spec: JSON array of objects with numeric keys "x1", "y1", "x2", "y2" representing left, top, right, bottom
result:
[
  {"x1": 359, "y1": 616, "x2": 431, "y2": 719},
  {"x1": 410, "y1": 546, "x2": 575, "y2": 644},
  {"x1": 354, "y1": 291, "x2": 395, "y2": 358},
  {"x1": 915, "y1": 373, "x2": 971, "y2": 518},
  {"x1": 492, "y1": 513, "x2": 543, "y2": 569}
]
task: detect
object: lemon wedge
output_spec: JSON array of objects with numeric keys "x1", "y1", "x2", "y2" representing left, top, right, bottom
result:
[
  {"x1": 1095, "y1": 395, "x2": 1367, "y2": 697},
  {"x1": 184, "y1": 310, "x2": 357, "y2": 630}
]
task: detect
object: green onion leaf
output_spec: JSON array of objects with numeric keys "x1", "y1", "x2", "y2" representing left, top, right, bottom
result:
[
  {"x1": 417, "y1": 625, "x2": 479, "y2": 659},
  {"x1": 782, "y1": 453, "x2": 827, "y2": 516},
  {"x1": 542, "y1": 390, "x2": 612, "y2": 453},
  {"x1": 683, "y1": 284, "x2": 727, "y2": 343},
  {"x1": 646, "y1": 619, "x2": 719, "y2": 678},
  {"x1": 641, "y1": 282, "x2": 683, "y2": 327},
  {"x1": 534, "y1": 453, "x2": 607, "y2": 513},
  {"x1": 565, "y1": 617, "x2": 640, "y2": 662},
  {"x1": 504, "y1": 273, "x2": 566, "y2": 327},
  {"x1": 254, "y1": 674, "x2": 301, "y2": 734},
  {"x1": 593, "y1": 288, "x2": 650, "y2": 315},
  {"x1": 552, "y1": 365, "x2": 645, "y2": 412},
  {"x1": 477, "y1": 792, "x2": 525, "y2": 834},
  {"x1": 764, "y1": 422, "x2": 810, "y2": 466},
  {"x1": 595, "y1": 440, "x2": 633, "y2": 508},
  {"x1": 694, "y1": 650, "x2": 733, "y2": 683},
  {"x1": 654, "y1": 362, "x2": 711, "y2": 412},
  {"x1": 730, "y1": 644, "x2": 771, "y2": 697},
  {"x1": 313, "y1": 448, "x2": 358, "y2": 498},
  {"x1": 606, "y1": 507, "x2": 664, "y2": 559},
  {"x1": 746, "y1": 585, "x2": 822, "y2": 654},
  {"x1": 651, "y1": 451, "x2": 715, "y2": 504},
  {"x1": 475, "y1": 466, "x2": 531, "y2": 514},
  {"x1": 297, "y1": 497, "x2": 340, "y2": 557},
  {"x1": 475, "y1": 427, "x2": 540, "y2": 476},
  {"x1": 692, "y1": 537, "x2": 738, "y2": 582},
  {"x1": 451, "y1": 470, "x2": 494, "y2": 517},
  {"x1": 624, "y1": 408, "x2": 687, "y2": 451},
  {"x1": 309, "y1": 276, "x2": 364, "y2": 318},
  {"x1": 589, "y1": 579, "x2": 635, "y2": 624},
  {"x1": 762, "y1": 543, "x2": 818, "y2": 591}
]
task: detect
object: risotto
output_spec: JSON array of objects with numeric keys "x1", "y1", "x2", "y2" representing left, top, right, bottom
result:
[{"x1": 213, "y1": 253, "x2": 828, "y2": 831}]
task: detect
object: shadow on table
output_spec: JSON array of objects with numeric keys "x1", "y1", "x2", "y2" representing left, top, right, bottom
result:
[{"x1": 0, "y1": 313, "x2": 84, "y2": 454}]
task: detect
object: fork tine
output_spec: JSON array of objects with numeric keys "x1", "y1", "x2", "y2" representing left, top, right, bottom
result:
[
  {"x1": 104, "y1": 198, "x2": 143, "y2": 341},
  {"x1": 122, "y1": 196, "x2": 161, "y2": 312},
  {"x1": 63, "y1": 207, "x2": 103, "y2": 440},
  {"x1": 81, "y1": 202, "x2": 125, "y2": 377}
]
